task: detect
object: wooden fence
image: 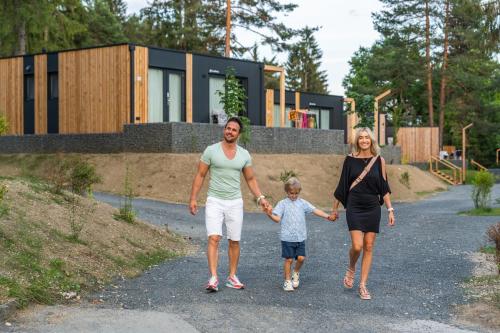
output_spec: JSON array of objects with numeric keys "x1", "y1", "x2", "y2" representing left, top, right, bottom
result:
[{"x1": 397, "y1": 127, "x2": 439, "y2": 163}]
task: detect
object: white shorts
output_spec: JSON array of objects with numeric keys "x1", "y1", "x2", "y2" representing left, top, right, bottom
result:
[{"x1": 205, "y1": 196, "x2": 244, "y2": 241}]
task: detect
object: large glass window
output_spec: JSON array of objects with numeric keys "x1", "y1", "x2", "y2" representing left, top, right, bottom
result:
[
  {"x1": 209, "y1": 76, "x2": 225, "y2": 123},
  {"x1": 168, "y1": 73, "x2": 182, "y2": 122},
  {"x1": 320, "y1": 109, "x2": 330, "y2": 129},
  {"x1": 308, "y1": 108, "x2": 320, "y2": 128},
  {"x1": 148, "y1": 68, "x2": 163, "y2": 123}
]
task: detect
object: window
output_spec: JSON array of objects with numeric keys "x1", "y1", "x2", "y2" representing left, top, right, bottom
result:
[
  {"x1": 209, "y1": 75, "x2": 248, "y2": 124},
  {"x1": 25, "y1": 75, "x2": 34, "y2": 101},
  {"x1": 273, "y1": 105, "x2": 295, "y2": 127},
  {"x1": 309, "y1": 108, "x2": 320, "y2": 128},
  {"x1": 148, "y1": 68, "x2": 163, "y2": 123},
  {"x1": 320, "y1": 109, "x2": 330, "y2": 129},
  {"x1": 209, "y1": 76, "x2": 225, "y2": 123},
  {"x1": 168, "y1": 72, "x2": 182, "y2": 122},
  {"x1": 49, "y1": 73, "x2": 58, "y2": 99}
]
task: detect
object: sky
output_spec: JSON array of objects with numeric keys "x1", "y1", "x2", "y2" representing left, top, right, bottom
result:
[{"x1": 124, "y1": 0, "x2": 384, "y2": 96}]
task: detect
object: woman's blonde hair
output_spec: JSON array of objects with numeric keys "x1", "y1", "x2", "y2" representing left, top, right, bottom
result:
[
  {"x1": 284, "y1": 177, "x2": 301, "y2": 192},
  {"x1": 351, "y1": 127, "x2": 380, "y2": 156}
]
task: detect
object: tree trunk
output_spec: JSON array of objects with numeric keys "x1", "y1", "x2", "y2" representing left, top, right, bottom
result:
[
  {"x1": 15, "y1": 21, "x2": 26, "y2": 56},
  {"x1": 425, "y1": 0, "x2": 434, "y2": 127},
  {"x1": 438, "y1": 0, "x2": 450, "y2": 149}
]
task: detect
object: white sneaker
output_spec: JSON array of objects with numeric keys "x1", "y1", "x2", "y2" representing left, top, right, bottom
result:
[
  {"x1": 292, "y1": 271, "x2": 300, "y2": 288},
  {"x1": 283, "y1": 280, "x2": 294, "y2": 291}
]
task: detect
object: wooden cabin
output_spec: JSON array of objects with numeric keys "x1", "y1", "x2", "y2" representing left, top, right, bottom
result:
[{"x1": 0, "y1": 43, "x2": 346, "y2": 137}]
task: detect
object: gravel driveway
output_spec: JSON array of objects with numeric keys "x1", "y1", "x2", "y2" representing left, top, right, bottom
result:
[{"x1": 5, "y1": 185, "x2": 500, "y2": 333}]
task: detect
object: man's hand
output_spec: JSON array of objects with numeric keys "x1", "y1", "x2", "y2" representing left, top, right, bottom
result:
[{"x1": 189, "y1": 199, "x2": 198, "y2": 215}]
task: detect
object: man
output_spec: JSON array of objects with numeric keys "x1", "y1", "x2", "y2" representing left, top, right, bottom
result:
[{"x1": 189, "y1": 117, "x2": 269, "y2": 292}]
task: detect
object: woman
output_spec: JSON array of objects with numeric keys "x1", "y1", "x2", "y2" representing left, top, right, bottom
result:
[{"x1": 331, "y1": 127, "x2": 395, "y2": 300}]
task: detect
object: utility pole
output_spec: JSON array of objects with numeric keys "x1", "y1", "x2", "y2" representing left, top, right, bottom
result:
[{"x1": 225, "y1": 0, "x2": 231, "y2": 57}]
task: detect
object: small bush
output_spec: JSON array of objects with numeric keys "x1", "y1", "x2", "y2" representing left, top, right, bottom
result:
[
  {"x1": 471, "y1": 171, "x2": 495, "y2": 209},
  {"x1": 0, "y1": 183, "x2": 6, "y2": 202},
  {"x1": 486, "y1": 223, "x2": 500, "y2": 274},
  {"x1": 114, "y1": 166, "x2": 136, "y2": 224},
  {"x1": 0, "y1": 114, "x2": 8, "y2": 135},
  {"x1": 279, "y1": 169, "x2": 300, "y2": 183},
  {"x1": 47, "y1": 156, "x2": 72, "y2": 194},
  {"x1": 70, "y1": 160, "x2": 101, "y2": 196},
  {"x1": 399, "y1": 171, "x2": 411, "y2": 189}
]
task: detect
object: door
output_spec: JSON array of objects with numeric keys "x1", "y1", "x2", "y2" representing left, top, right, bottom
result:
[{"x1": 148, "y1": 68, "x2": 185, "y2": 123}]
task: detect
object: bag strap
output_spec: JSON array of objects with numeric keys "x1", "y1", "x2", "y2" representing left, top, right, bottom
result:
[{"x1": 349, "y1": 155, "x2": 379, "y2": 191}]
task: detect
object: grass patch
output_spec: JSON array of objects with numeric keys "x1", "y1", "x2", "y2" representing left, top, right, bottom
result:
[
  {"x1": 459, "y1": 207, "x2": 500, "y2": 216},
  {"x1": 480, "y1": 245, "x2": 497, "y2": 255},
  {"x1": 134, "y1": 249, "x2": 177, "y2": 270}
]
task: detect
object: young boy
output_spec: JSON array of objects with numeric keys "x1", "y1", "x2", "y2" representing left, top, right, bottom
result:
[{"x1": 265, "y1": 177, "x2": 333, "y2": 291}]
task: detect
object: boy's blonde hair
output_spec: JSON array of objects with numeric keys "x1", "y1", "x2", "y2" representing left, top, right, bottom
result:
[
  {"x1": 351, "y1": 127, "x2": 380, "y2": 156},
  {"x1": 284, "y1": 177, "x2": 301, "y2": 192}
]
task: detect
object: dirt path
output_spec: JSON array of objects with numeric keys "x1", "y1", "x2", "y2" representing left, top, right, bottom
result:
[{"x1": 5, "y1": 185, "x2": 499, "y2": 332}]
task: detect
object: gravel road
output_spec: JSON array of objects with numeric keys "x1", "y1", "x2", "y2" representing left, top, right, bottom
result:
[{"x1": 4, "y1": 185, "x2": 500, "y2": 333}]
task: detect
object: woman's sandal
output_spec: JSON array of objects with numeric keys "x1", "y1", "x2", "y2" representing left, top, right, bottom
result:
[
  {"x1": 359, "y1": 284, "x2": 372, "y2": 300},
  {"x1": 343, "y1": 268, "x2": 355, "y2": 289}
]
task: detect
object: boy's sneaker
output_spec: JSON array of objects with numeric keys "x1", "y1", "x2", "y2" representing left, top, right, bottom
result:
[
  {"x1": 283, "y1": 280, "x2": 294, "y2": 292},
  {"x1": 225, "y1": 275, "x2": 245, "y2": 289},
  {"x1": 292, "y1": 271, "x2": 300, "y2": 288},
  {"x1": 205, "y1": 276, "x2": 219, "y2": 292}
]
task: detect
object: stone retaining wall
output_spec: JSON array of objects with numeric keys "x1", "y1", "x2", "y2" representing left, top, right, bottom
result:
[{"x1": 0, "y1": 123, "x2": 401, "y2": 163}]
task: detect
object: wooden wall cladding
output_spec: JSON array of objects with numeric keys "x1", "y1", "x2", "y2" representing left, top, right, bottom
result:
[
  {"x1": 134, "y1": 46, "x2": 148, "y2": 123},
  {"x1": 34, "y1": 54, "x2": 47, "y2": 134},
  {"x1": 0, "y1": 57, "x2": 23, "y2": 134},
  {"x1": 59, "y1": 45, "x2": 130, "y2": 134},
  {"x1": 397, "y1": 127, "x2": 439, "y2": 163}
]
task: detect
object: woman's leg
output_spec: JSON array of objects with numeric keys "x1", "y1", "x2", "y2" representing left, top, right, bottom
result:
[
  {"x1": 349, "y1": 230, "x2": 364, "y2": 271},
  {"x1": 359, "y1": 232, "x2": 377, "y2": 286}
]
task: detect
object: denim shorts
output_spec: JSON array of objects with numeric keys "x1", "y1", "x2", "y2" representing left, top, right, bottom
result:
[{"x1": 281, "y1": 241, "x2": 306, "y2": 259}]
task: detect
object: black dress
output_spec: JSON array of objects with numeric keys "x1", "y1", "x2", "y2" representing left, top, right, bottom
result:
[{"x1": 334, "y1": 155, "x2": 391, "y2": 233}]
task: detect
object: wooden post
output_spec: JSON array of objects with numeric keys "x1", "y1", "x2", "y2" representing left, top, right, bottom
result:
[
  {"x1": 264, "y1": 65, "x2": 285, "y2": 127},
  {"x1": 186, "y1": 53, "x2": 193, "y2": 123},
  {"x1": 374, "y1": 89, "x2": 392, "y2": 143},
  {"x1": 462, "y1": 123, "x2": 473, "y2": 182},
  {"x1": 379, "y1": 114, "x2": 386, "y2": 145},
  {"x1": 344, "y1": 98, "x2": 357, "y2": 144},
  {"x1": 280, "y1": 70, "x2": 285, "y2": 127},
  {"x1": 265, "y1": 89, "x2": 274, "y2": 127},
  {"x1": 225, "y1": 0, "x2": 231, "y2": 57},
  {"x1": 496, "y1": 148, "x2": 499, "y2": 165}
]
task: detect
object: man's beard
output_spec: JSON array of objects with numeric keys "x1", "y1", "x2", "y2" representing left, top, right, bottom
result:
[{"x1": 224, "y1": 135, "x2": 238, "y2": 143}]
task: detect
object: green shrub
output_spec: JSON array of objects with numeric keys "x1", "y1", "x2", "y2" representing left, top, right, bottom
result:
[
  {"x1": 0, "y1": 183, "x2": 6, "y2": 202},
  {"x1": 279, "y1": 169, "x2": 300, "y2": 183},
  {"x1": 399, "y1": 171, "x2": 411, "y2": 189},
  {"x1": 114, "y1": 166, "x2": 136, "y2": 224},
  {"x1": 471, "y1": 171, "x2": 495, "y2": 209},
  {"x1": 70, "y1": 160, "x2": 101, "y2": 196},
  {"x1": 0, "y1": 114, "x2": 8, "y2": 135},
  {"x1": 47, "y1": 156, "x2": 72, "y2": 194}
]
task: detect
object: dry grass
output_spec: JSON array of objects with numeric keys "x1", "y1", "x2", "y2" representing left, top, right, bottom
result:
[{"x1": 0, "y1": 177, "x2": 189, "y2": 306}]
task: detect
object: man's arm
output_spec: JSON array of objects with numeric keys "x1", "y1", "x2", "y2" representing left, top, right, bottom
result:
[
  {"x1": 242, "y1": 166, "x2": 269, "y2": 210},
  {"x1": 189, "y1": 161, "x2": 209, "y2": 215}
]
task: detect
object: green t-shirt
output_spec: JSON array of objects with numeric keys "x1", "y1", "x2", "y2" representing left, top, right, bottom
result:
[{"x1": 200, "y1": 142, "x2": 252, "y2": 200}]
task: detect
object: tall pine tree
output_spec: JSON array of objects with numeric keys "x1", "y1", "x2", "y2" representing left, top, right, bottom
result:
[{"x1": 285, "y1": 27, "x2": 328, "y2": 94}]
